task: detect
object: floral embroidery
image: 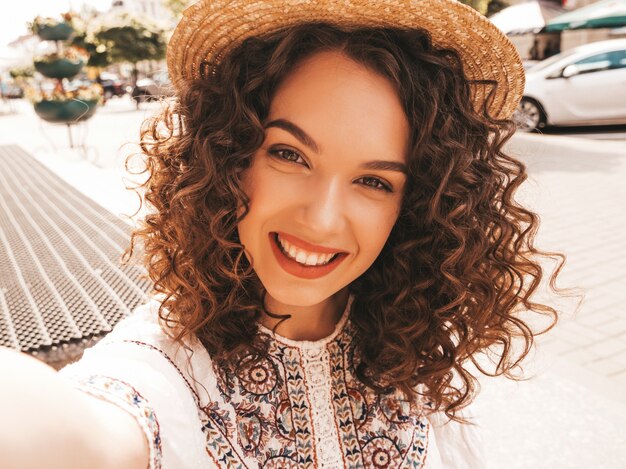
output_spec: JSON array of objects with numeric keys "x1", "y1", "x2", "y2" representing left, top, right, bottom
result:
[
  {"x1": 202, "y1": 401, "x2": 234, "y2": 439},
  {"x1": 202, "y1": 417, "x2": 247, "y2": 468},
  {"x1": 75, "y1": 375, "x2": 162, "y2": 469},
  {"x1": 362, "y1": 436, "x2": 403, "y2": 468},
  {"x1": 400, "y1": 419, "x2": 430, "y2": 469},
  {"x1": 200, "y1": 309, "x2": 430, "y2": 469},
  {"x1": 237, "y1": 355, "x2": 279, "y2": 395}
]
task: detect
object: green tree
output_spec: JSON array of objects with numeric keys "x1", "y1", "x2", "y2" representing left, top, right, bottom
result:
[
  {"x1": 163, "y1": 0, "x2": 192, "y2": 20},
  {"x1": 71, "y1": 31, "x2": 110, "y2": 69},
  {"x1": 486, "y1": 0, "x2": 509, "y2": 17},
  {"x1": 95, "y1": 13, "x2": 167, "y2": 86},
  {"x1": 462, "y1": 0, "x2": 509, "y2": 16}
]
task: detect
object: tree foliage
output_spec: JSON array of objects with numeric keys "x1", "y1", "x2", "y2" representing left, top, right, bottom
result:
[
  {"x1": 71, "y1": 31, "x2": 110, "y2": 68},
  {"x1": 163, "y1": 0, "x2": 192, "y2": 19},
  {"x1": 461, "y1": 0, "x2": 509, "y2": 16},
  {"x1": 70, "y1": 9, "x2": 166, "y2": 73},
  {"x1": 95, "y1": 15, "x2": 167, "y2": 66}
]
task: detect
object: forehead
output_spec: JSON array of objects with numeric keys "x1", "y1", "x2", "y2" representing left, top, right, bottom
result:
[{"x1": 267, "y1": 51, "x2": 410, "y2": 161}]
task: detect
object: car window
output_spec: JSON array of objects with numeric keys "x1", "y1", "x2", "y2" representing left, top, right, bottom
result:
[
  {"x1": 574, "y1": 50, "x2": 626, "y2": 73},
  {"x1": 527, "y1": 50, "x2": 578, "y2": 72}
]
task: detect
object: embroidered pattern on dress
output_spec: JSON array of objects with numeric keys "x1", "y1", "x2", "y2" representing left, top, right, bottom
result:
[
  {"x1": 331, "y1": 323, "x2": 430, "y2": 469},
  {"x1": 202, "y1": 316, "x2": 429, "y2": 469},
  {"x1": 75, "y1": 375, "x2": 163, "y2": 469}
]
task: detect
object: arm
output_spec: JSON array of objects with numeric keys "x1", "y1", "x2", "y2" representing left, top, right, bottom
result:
[{"x1": 0, "y1": 347, "x2": 149, "y2": 469}]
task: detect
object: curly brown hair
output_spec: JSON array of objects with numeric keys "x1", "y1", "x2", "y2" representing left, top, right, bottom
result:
[{"x1": 127, "y1": 23, "x2": 566, "y2": 420}]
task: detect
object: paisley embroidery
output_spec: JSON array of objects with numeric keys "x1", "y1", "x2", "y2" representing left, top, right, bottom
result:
[
  {"x1": 348, "y1": 387, "x2": 369, "y2": 428},
  {"x1": 235, "y1": 404, "x2": 268, "y2": 455},
  {"x1": 379, "y1": 392, "x2": 412, "y2": 424},
  {"x1": 201, "y1": 310, "x2": 429, "y2": 468},
  {"x1": 275, "y1": 399, "x2": 296, "y2": 440}
]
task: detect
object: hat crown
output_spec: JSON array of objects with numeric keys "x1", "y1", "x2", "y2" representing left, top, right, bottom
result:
[{"x1": 167, "y1": 0, "x2": 524, "y2": 120}]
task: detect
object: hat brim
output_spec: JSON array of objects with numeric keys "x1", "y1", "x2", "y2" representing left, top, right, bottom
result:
[{"x1": 167, "y1": 0, "x2": 524, "y2": 120}]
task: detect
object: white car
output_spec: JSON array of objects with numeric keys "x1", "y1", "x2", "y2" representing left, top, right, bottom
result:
[{"x1": 514, "y1": 38, "x2": 626, "y2": 132}]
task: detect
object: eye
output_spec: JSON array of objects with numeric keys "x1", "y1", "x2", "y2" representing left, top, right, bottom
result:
[
  {"x1": 268, "y1": 148, "x2": 307, "y2": 166},
  {"x1": 357, "y1": 176, "x2": 393, "y2": 193}
]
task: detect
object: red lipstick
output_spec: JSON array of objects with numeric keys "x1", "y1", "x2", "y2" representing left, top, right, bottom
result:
[
  {"x1": 269, "y1": 232, "x2": 348, "y2": 279},
  {"x1": 275, "y1": 232, "x2": 345, "y2": 254}
]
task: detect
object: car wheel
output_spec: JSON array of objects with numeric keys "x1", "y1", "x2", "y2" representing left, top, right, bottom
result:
[{"x1": 514, "y1": 98, "x2": 546, "y2": 132}]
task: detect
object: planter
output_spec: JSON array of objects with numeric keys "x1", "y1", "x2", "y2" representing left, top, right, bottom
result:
[
  {"x1": 35, "y1": 22, "x2": 74, "y2": 41},
  {"x1": 34, "y1": 99, "x2": 99, "y2": 123},
  {"x1": 34, "y1": 58, "x2": 85, "y2": 79}
]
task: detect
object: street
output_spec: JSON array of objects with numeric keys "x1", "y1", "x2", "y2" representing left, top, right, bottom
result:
[
  {"x1": 540, "y1": 123, "x2": 626, "y2": 141},
  {"x1": 1, "y1": 95, "x2": 625, "y2": 468}
]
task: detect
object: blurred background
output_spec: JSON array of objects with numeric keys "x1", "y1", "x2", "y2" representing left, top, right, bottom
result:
[{"x1": 1, "y1": 1, "x2": 625, "y2": 468}]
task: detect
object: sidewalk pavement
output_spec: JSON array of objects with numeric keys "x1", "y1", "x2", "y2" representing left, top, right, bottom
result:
[
  {"x1": 1, "y1": 97, "x2": 625, "y2": 468},
  {"x1": 477, "y1": 132, "x2": 626, "y2": 468}
]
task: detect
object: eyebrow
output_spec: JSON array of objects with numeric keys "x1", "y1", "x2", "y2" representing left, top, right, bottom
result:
[
  {"x1": 264, "y1": 118, "x2": 408, "y2": 175},
  {"x1": 265, "y1": 118, "x2": 320, "y2": 154}
]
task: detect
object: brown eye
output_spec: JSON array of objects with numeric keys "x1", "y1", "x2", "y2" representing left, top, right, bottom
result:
[
  {"x1": 268, "y1": 148, "x2": 306, "y2": 166},
  {"x1": 357, "y1": 176, "x2": 392, "y2": 193}
]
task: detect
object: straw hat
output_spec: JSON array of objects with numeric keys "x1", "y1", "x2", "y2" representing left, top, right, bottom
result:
[{"x1": 167, "y1": 0, "x2": 524, "y2": 120}]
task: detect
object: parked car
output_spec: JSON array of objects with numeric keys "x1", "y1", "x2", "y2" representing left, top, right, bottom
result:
[
  {"x1": 131, "y1": 71, "x2": 174, "y2": 104},
  {"x1": 514, "y1": 38, "x2": 626, "y2": 132},
  {"x1": 97, "y1": 72, "x2": 130, "y2": 100},
  {"x1": 522, "y1": 60, "x2": 540, "y2": 71}
]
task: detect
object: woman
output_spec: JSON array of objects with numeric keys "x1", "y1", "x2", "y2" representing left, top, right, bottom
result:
[{"x1": 1, "y1": 1, "x2": 564, "y2": 468}]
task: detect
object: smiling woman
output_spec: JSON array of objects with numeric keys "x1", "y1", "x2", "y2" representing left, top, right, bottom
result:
[
  {"x1": 237, "y1": 50, "x2": 409, "y2": 332},
  {"x1": 1, "y1": 1, "x2": 568, "y2": 469}
]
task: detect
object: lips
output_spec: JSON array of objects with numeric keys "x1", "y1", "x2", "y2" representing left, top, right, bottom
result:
[
  {"x1": 269, "y1": 232, "x2": 348, "y2": 279},
  {"x1": 276, "y1": 231, "x2": 345, "y2": 255}
]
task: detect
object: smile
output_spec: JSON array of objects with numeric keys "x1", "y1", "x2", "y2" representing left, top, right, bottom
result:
[
  {"x1": 269, "y1": 232, "x2": 348, "y2": 279},
  {"x1": 277, "y1": 234, "x2": 338, "y2": 266}
]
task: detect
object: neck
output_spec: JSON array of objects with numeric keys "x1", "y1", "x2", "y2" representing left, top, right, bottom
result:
[{"x1": 260, "y1": 288, "x2": 350, "y2": 341}]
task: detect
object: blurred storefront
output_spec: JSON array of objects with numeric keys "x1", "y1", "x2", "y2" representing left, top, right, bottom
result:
[
  {"x1": 491, "y1": 0, "x2": 626, "y2": 59},
  {"x1": 547, "y1": 0, "x2": 626, "y2": 50},
  {"x1": 489, "y1": 0, "x2": 567, "y2": 59}
]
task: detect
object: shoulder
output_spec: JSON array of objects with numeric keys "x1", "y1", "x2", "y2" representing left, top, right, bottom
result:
[
  {"x1": 424, "y1": 407, "x2": 486, "y2": 469},
  {"x1": 58, "y1": 298, "x2": 213, "y2": 469},
  {"x1": 68, "y1": 297, "x2": 214, "y2": 380}
]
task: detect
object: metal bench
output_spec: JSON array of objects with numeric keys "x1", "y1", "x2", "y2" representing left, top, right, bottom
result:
[{"x1": 0, "y1": 145, "x2": 152, "y2": 369}]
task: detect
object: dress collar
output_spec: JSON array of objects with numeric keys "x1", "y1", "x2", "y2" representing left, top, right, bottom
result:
[{"x1": 256, "y1": 294, "x2": 354, "y2": 351}]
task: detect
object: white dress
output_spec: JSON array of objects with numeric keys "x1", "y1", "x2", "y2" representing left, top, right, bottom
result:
[{"x1": 58, "y1": 297, "x2": 485, "y2": 469}]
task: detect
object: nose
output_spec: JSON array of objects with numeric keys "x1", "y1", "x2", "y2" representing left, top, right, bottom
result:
[{"x1": 297, "y1": 177, "x2": 347, "y2": 235}]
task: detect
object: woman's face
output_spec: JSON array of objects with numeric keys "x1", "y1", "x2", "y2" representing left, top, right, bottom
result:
[{"x1": 238, "y1": 50, "x2": 410, "y2": 308}]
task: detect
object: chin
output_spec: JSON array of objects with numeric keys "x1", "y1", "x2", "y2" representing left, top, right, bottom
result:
[{"x1": 263, "y1": 281, "x2": 341, "y2": 308}]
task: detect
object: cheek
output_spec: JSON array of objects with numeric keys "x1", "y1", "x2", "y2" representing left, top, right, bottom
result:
[
  {"x1": 237, "y1": 162, "x2": 287, "y2": 244},
  {"x1": 352, "y1": 201, "x2": 400, "y2": 258}
]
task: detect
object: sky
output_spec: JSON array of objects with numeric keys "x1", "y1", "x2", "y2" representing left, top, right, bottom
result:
[{"x1": 2, "y1": 0, "x2": 112, "y2": 47}]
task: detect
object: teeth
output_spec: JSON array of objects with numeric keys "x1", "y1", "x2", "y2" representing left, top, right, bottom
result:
[
  {"x1": 296, "y1": 251, "x2": 307, "y2": 263},
  {"x1": 305, "y1": 253, "x2": 319, "y2": 266},
  {"x1": 288, "y1": 245, "x2": 298, "y2": 259},
  {"x1": 276, "y1": 234, "x2": 339, "y2": 266}
]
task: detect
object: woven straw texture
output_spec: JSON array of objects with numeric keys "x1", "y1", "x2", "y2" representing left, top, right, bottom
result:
[
  {"x1": 0, "y1": 145, "x2": 151, "y2": 367},
  {"x1": 167, "y1": 0, "x2": 524, "y2": 119}
]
